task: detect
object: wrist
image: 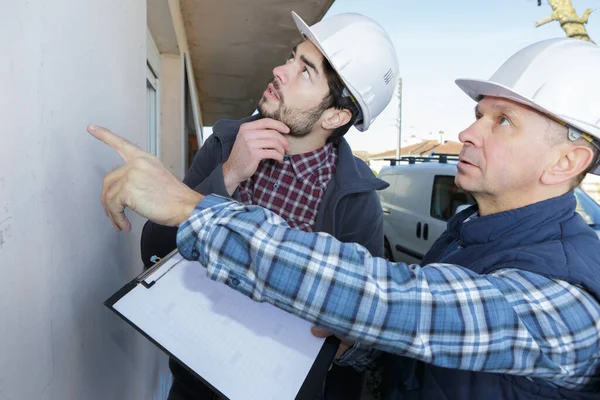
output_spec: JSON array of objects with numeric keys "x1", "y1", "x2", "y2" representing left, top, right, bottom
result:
[
  {"x1": 222, "y1": 162, "x2": 241, "y2": 195},
  {"x1": 175, "y1": 189, "x2": 205, "y2": 226}
]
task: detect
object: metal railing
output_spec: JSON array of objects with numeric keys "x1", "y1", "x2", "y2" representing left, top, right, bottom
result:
[{"x1": 384, "y1": 154, "x2": 460, "y2": 166}]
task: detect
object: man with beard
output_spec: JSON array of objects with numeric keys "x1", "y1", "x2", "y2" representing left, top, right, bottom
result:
[{"x1": 139, "y1": 11, "x2": 399, "y2": 400}]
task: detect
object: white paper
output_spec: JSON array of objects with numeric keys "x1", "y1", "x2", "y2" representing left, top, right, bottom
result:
[{"x1": 113, "y1": 253, "x2": 325, "y2": 400}]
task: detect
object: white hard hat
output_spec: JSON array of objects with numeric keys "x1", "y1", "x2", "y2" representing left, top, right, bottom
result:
[
  {"x1": 456, "y1": 38, "x2": 600, "y2": 174},
  {"x1": 292, "y1": 11, "x2": 399, "y2": 131}
]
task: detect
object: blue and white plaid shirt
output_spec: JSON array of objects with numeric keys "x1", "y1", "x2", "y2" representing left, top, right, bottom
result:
[{"x1": 177, "y1": 195, "x2": 600, "y2": 391}]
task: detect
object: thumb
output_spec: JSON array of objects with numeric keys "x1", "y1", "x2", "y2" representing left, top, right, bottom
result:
[{"x1": 311, "y1": 326, "x2": 333, "y2": 338}]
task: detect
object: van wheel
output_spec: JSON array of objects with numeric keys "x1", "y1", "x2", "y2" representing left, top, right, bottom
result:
[{"x1": 384, "y1": 238, "x2": 394, "y2": 262}]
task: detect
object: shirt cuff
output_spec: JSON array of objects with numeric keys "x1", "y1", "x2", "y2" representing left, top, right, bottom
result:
[
  {"x1": 175, "y1": 194, "x2": 260, "y2": 297},
  {"x1": 176, "y1": 194, "x2": 235, "y2": 263}
]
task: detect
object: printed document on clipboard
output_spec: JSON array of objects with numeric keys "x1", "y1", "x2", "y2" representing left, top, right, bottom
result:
[{"x1": 105, "y1": 250, "x2": 339, "y2": 400}]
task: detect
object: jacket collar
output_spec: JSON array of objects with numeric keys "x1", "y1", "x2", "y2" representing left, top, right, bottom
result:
[
  {"x1": 213, "y1": 114, "x2": 388, "y2": 192},
  {"x1": 448, "y1": 191, "x2": 577, "y2": 246}
]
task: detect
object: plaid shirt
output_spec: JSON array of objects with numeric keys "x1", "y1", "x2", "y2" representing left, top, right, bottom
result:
[
  {"x1": 237, "y1": 143, "x2": 337, "y2": 232},
  {"x1": 177, "y1": 195, "x2": 600, "y2": 391}
]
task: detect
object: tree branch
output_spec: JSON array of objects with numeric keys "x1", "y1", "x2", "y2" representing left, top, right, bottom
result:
[
  {"x1": 536, "y1": 13, "x2": 557, "y2": 27},
  {"x1": 580, "y1": 8, "x2": 594, "y2": 24}
]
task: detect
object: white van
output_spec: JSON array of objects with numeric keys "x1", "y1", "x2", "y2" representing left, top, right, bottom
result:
[{"x1": 378, "y1": 155, "x2": 600, "y2": 263}]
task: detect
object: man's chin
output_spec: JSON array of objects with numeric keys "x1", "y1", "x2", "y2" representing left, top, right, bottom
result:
[
  {"x1": 257, "y1": 101, "x2": 278, "y2": 120},
  {"x1": 455, "y1": 174, "x2": 474, "y2": 191}
]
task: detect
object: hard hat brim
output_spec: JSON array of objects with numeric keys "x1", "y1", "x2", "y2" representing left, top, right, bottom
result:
[
  {"x1": 456, "y1": 77, "x2": 600, "y2": 174},
  {"x1": 455, "y1": 78, "x2": 554, "y2": 118},
  {"x1": 291, "y1": 11, "x2": 370, "y2": 131}
]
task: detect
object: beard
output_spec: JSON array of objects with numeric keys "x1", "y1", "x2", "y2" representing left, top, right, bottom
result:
[{"x1": 257, "y1": 81, "x2": 326, "y2": 138}]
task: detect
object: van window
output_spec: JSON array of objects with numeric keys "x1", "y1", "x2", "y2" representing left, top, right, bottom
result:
[
  {"x1": 574, "y1": 188, "x2": 600, "y2": 227},
  {"x1": 430, "y1": 175, "x2": 476, "y2": 221}
]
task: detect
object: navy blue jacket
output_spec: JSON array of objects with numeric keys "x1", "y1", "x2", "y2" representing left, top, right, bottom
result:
[{"x1": 382, "y1": 191, "x2": 600, "y2": 400}]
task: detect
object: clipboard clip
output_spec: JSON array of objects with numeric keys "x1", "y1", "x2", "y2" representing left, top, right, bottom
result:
[
  {"x1": 150, "y1": 255, "x2": 162, "y2": 264},
  {"x1": 137, "y1": 249, "x2": 182, "y2": 289}
]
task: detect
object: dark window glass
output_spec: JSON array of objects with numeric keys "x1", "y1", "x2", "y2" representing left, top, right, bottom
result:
[{"x1": 430, "y1": 175, "x2": 476, "y2": 221}]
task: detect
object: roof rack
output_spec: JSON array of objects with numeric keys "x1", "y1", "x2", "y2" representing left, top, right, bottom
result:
[{"x1": 384, "y1": 154, "x2": 459, "y2": 166}]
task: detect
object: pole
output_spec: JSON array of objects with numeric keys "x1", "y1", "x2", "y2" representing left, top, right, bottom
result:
[{"x1": 396, "y1": 77, "x2": 403, "y2": 158}]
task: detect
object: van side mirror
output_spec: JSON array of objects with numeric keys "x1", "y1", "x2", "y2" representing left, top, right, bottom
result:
[{"x1": 455, "y1": 204, "x2": 471, "y2": 215}]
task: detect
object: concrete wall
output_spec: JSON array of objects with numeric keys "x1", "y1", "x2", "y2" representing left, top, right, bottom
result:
[{"x1": 0, "y1": 1, "x2": 170, "y2": 399}]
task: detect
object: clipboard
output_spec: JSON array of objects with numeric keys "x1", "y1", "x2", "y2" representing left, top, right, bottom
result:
[{"x1": 105, "y1": 250, "x2": 340, "y2": 400}]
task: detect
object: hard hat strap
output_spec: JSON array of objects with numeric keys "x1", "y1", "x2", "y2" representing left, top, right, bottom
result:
[
  {"x1": 342, "y1": 86, "x2": 364, "y2": 125},
  {"x1": 568, "y1": 126, "x2": 585, "y2": 142},
  {"x1": 567, "y1": 125, "x2": 600, "y2": 172},
  {"x1": 567, "y1": 126, "x2": 598, "y2": 148},
  {"x1": 548, "y1": 116, "x2": 597, "y2": 148},
  {"x1": 341, "y1": 87, "x2": 354, "y2": 101}
]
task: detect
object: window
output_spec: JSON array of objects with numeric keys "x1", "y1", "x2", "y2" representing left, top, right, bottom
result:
[
  {"x1": 146, "y1": 29, "x2": 161, "y2": 157},
  {"x1": 574, "y1": 187, "x2": 600, "y2": 228},
  {"x1": 146, "y1": 64, "x2": 159, "y2": 157},
  {"x1": 430, "y1": 175, "x2": 476, "y2": 221}
]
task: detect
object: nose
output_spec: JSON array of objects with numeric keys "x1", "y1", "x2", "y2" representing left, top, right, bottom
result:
[
  {"x1": 458, "y1": 119, "x2": 484, "y2": 148},
  {"x1": 272, "y1": 63, "x2": 289, "y2": 85}
]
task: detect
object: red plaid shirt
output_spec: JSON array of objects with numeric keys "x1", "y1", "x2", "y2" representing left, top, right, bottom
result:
[{"x1": 238, "y1": 143, "x2": 338, "y2": 232}]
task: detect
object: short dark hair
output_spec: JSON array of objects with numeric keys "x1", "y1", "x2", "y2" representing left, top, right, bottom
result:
[{"x1": 320, "y1": 58, "x2": 361, "y2": 143}]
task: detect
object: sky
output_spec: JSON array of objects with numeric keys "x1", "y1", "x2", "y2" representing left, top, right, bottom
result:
[{"x1": 205, "y1": 0, "x2": 600, "y2": 154}]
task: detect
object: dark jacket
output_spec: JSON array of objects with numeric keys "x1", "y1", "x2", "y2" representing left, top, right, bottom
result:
[
  {"x1": 141, "y1": 115, "x2": 388, "y2": 265},
  {"x1": 382, "y1": 192, "x2": 600, "y2": 400},
  {"x1": 140, "y1": 115, "x2": 389, "y2": 400}
]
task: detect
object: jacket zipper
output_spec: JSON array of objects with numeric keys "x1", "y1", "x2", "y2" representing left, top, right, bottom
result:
[{"x1": 438, "y1": 238, "x2": 462, "y2": 262}]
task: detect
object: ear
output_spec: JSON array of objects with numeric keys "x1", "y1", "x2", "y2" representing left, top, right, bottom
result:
[
  {"x1": 321, "y1": 108, "x2": 352, "y2": 131},
  {"x1": 541, "y1": 145, "x2": 595, "y2": 185}
]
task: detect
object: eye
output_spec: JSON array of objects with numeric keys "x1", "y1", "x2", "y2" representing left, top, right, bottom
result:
[
  {"x1": 499, "y1": 116, "x2": 511, "y2": 126},
  {"x1": 287, "y1": 55, "x2": 295, "y2": 63},
  {"x1": 301, "y1": 68, "x2": 310, "y2": 79}
]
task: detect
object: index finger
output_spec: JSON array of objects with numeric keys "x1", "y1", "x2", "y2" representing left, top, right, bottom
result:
[
  {"x1": 87, "y1": 124, "x2": 145, "y2": 162},
  {"x1": 243, "y1": 118, "x2": 290, "y2": 134}
]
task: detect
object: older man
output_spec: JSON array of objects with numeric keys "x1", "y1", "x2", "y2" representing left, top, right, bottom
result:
[{"x1": 90, "y1": 38, "x2": 600, "y2": 399}]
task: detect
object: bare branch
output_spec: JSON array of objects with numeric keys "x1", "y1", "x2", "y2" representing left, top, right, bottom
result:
[
  {"x1": 580, "y1": 8, "x2": 595, "y2": 24},
  {"x1": 536, "y1": 14, "x2": 556, "y2": 27},
  {"x1": 534, "y1": 0, "x2": 595, "y2": 43}
]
